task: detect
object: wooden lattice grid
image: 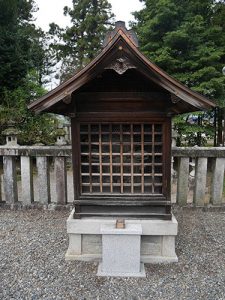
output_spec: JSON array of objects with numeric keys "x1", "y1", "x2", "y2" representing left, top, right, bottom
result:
[{"x1": 80, "y1": 123, "x2": 163, "y2": 195}]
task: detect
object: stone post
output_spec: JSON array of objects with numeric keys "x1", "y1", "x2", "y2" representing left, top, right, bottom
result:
[
  {"x1": 54, "y1": 156, "x2": 67, "y2": 205},
  {"x1": 176, "y1": 157, "x2": 189, "y2": 205},
  {"x1": 21, "y1": 156, "x2": 34, "y2": 205},
  {"x1": 193, "y1": 157, "x2": 207, "y2": 206},
  {"x1": 36, "y1": 156, "x2": 50, "y2": 205},
  {"x1": 211, "y1": 157, "x2": 225, "y2": 205},
  {"x1": 3, "y1": 156, "x2": 18, "y2": 204}
]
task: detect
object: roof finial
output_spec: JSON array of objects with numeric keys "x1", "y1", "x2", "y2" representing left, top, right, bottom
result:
[{"x1": 103, "y1": 21, "x2": 139, "y2": 48}]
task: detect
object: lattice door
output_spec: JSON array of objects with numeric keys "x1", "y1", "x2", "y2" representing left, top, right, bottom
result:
[{"x1": 80, "y1": 123, "x2": 163, "y2": 195}]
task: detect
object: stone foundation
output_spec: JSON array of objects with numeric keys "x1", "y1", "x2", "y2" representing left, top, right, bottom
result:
[{"x1": 66, "y1": 209, "x2": 178, "y2": 264}]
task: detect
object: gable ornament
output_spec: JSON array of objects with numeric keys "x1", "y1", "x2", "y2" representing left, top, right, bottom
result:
[{"x1": 105, "y1": 56, "x2": 136, "y2": 75}]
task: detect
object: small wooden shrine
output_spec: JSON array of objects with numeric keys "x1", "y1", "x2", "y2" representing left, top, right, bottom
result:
[{"x1": 29, "y1": 21, "x2": 215, "y2": 220}]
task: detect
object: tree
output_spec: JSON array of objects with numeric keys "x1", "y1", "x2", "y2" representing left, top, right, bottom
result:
[
  {"x1": 0, "y1": 0, "x2": 57, "y2": 145},
  {"x1": 0, "y1": 0, "x2": 35, "y2": 94},
  {"x1": 49, "y1": 0, "x2": 114, "y2": 81},
  {"x1": 133, "y1": 0, "x2": 225, "y2": 146}
]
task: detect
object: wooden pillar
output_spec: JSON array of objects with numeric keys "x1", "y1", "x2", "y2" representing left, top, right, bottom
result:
[
  {"x1": 193, "y1": 157, "x2": 207, "y2": 206},
  {"x1": 0, "y1": 169, "x2": 2, "y2": 203},
  {"x1": 54, "y1": 156, "x2": 67, "y2": 205},
  {"x1": 176, "y1": 157, "x2": 189, "y2": 206},
  {"x1": 3, "y1": 156, "x2": 18, "y2": 204},
  {"x1": 36, "y1": 156, "x2": 50, "y2": 205},
  {"x1": 21, "y1": 156, "x2": 34, "y2": 205},
  {"x1": 211, "y1": 158, "x2": 225, "y2": 205}
]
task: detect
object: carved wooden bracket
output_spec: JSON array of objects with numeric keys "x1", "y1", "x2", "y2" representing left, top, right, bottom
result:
[
  {"x1": 171, "y1": 94, "x2": 181, "y2": 104},
  {"x1": 105, "y1": 56, "x2": 136, "y2": 75},
  {"x1": 63, "y1": 94, "x2": 72, "y2": 104}
]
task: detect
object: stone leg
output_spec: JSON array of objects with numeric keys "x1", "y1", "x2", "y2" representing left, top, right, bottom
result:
[
  {"x1": 162, "y1": 236, "x2": 177, "y2": 258},
  {"x1": 65, "y1": 234, "x2": 81, "y2": 260}
]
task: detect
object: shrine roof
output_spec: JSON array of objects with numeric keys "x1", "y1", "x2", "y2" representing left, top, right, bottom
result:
[{"x1": 28, "y1": 21, "x2": 216, "y2": 114}]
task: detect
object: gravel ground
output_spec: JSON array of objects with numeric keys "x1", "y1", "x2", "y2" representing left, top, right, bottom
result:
[{"x1": 1, "y1": 207, "x2": 225, "y2": 300}]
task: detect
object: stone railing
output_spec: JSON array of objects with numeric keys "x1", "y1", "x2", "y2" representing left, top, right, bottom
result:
[
  {"x1": 0, "y1": 146, "x2": 72, "y2": 208},
  {"x1": 172, "y1": 147, "x2": 225, "y2": 206},
  {"x1": 0, "y1": 146, "x2": 225, "y2": 208}
]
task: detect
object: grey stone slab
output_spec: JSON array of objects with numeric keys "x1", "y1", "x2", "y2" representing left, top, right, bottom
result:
[
  {"x1": 177, "y1": 157, "x2": 189, "y2": 205},
  {"x1": 21, "y1": 156, "x2": 34, "y2": 205},
  {"x1": 54, "y1": 157, "x2": 67, "y2": 205},
  {"x1": 141, "y1": 236, "x2": 162, "y2": 256},
  {"x1": 82, "y1": 235, "x2": 102, "y2": 254},
  {"x1": 101, "y1": 223, "x2": 142, "y2": 235},
  {"x1": 36, "y1": 156, "x2": 50, "y2": 204},
  {"x1": 97, "y1": 262, "x2": 146, "y2": 278},
  {"x1": 211, "y1": 157, "x2": 225, "y2": 205},
  {"x1": 65, "y1": 210, "x2": 178, "y2": 265},
  {"x1": 3, "y1": 156, "x2": 18, "y2": 204},
  {"x1": 193, "y1": 157, "x2": 207, "y2": 206},
  {"x1": 67, "y1": 210, "x2": 178, "y2": 236},
  {"x1": 100, "y1": 224, "x2": 143, "y2": 277}
]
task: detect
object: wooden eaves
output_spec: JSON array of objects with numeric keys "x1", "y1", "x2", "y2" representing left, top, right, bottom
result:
[{"x1": 28, "y1": 26, "x2": 216, "y2": 114}]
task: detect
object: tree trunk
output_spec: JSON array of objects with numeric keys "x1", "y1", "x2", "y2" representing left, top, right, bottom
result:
[
  {"x1": 214, "y1": 108, "x2": 217, "y2": 147},
  {"x1": 217, "y1": 107, "x2": 223, "y2": 146}
]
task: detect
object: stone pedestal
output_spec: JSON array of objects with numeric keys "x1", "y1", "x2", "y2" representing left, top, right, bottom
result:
[
  {"x1": 97, "y1": 224, "x2": 145, "y2": 277},
  {"x1": 66, "y1": 209, "x2": 178, "y2": 265}
]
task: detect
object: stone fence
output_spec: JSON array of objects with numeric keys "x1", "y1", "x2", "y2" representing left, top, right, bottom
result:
[{"x1": 0, "y1": 145, "x2": 225, "y2": 208}]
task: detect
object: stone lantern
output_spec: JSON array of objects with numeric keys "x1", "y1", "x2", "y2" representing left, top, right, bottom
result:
[
  {"x1": 55, "y1": 127, "x2": 67, "y2": 146},
  {"x1": 2, "y1": 127, "x2": 20, "y2": 146}
]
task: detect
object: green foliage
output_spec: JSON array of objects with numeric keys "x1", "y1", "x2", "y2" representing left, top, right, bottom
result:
[
  {"x1": 49, "y1": 0, "x2": 114, "y2": 81},
  {"x1": 0, "y1": 0, "x2": 35, "y2": 93},
  {"x1": 0, "y1": 71, "x2": 57, "y2": 145},
  {"x1": 174, "y1": 112, "x2": 214, "y2": 146},
  {"x1": 0, "y1": 0, "x2": 57, "y2": 145},
  {"x1": 133, "y1": 0, "x2": 225, "y2": 145}
]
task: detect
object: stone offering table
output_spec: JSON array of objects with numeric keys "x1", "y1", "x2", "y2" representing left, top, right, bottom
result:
[{"x1": 97, "y1": 223, "x2": 144, "y2": 277}]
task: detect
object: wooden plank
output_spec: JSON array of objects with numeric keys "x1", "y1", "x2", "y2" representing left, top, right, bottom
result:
[
  {"x1": 131, "y1": 124, "x2": 134, "y2": 193},
  {"x1": 141, "y1": 124, "x2": 144, "y2": 193},
  {"x1": 78, "y1": 212, "x2": 171, "y2": 219},
  {"x1": 120, "y1": 124, "x2": 123, "y2": 193},
  {"x1": 163, "y1": 119, "x2": 171, "y2": 200},
  {"x1": 88, "y1": 124, "x2": 92, "y2": 193},
  {"x1": 74, "y1": 200, "x2": 170, "y2": 206},
  {"x1": 109, "y1": 124, "x2": 113, "y2": 193},
  {"x1": 71, "y1": 118, "x2": 81, "y2": 200},
  {"x1": 99, "y1": 124, "x2": 103, "y2": 193},
  {"x1": 152, "y1": 124, "x2": 155, "y2": 193}
]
